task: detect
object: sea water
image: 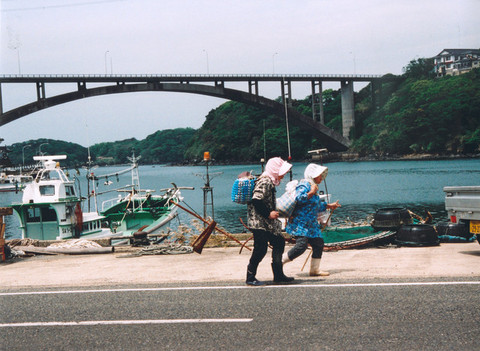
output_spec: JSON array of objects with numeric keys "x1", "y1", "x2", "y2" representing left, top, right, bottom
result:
[{"x1": 1, "y1": 158, "x2": 479, "y2": 239}]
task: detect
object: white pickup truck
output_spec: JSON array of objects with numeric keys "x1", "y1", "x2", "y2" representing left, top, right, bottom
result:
[{"x1": 444, "y1": 186, "x2": 480, "y2": 245}]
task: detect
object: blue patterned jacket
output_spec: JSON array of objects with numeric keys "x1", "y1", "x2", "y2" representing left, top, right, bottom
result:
[{"x1": 285, "y1": 179, "x2": 327, "y2": 238}]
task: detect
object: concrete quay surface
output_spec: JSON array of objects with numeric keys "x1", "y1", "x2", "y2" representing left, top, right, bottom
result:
[{"x1": 1, "y1": 241, "x2": 480, "y2": 289}]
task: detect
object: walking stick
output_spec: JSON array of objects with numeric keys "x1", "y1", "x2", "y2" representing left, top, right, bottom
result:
[
  {"x1": 301, "y1": 249, "x2": 312, "y2": 271},
  {"x1": 174, "y1": 201, "x2": 251, "y2": 251}
]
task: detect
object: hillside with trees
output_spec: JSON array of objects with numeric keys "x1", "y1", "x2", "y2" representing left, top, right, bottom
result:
[
  {"x1": 352, "y1": 60, "x2": 480, "y2": 155},
  {"x1": 185, "y1": 63, "x2": 479, "y2": 161},
  {"x1": 3, "y1": 58, "x2": 479, "y2": 167}
]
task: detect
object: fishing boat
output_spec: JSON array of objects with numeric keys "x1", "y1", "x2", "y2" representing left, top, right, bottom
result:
[
  {"x1": 323, "y1": 225, "x2": 396, "y2": 251},
  {"x1": 10, "y1": 153, "x2": 192, "y2": 241},
  {"x1": 0, "y1": 173, "x2": 33, "y2": 192},
  {"x1": 89, "y1": 152, "x2": 194, "y2": 236},
  {"x1": 10, "y1": 155, "x2": 109, "y2": 240}
]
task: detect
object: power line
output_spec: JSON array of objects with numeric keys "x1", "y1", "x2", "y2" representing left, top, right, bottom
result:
[{"x1": 1, "y1": 0, "x2": 125, "y2": 12}]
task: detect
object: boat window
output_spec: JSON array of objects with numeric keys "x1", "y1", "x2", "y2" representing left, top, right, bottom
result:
[
  {"x1": 41, "y1": 207, "x2": 57, "y2": 222},
  {"x1": 65, "y1": 185, "x2": 75, "y2": 196},
  {"x1": 25, "y1": 206, "x2": 57, "y2": 223},
  {"x1": 26, "y1": 208, "x2": 41, "y2": 223},
  {"x1": 40, "y1": 185, "x2": 55, "y2": 196},
  {"x1": 40, "y1": 170, "x2": 61, "y2": 181}
]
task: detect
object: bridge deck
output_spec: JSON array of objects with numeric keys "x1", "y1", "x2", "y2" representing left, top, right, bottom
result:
[{"x1": 0, "y1": 73, "x2": 385, "y2": 83}]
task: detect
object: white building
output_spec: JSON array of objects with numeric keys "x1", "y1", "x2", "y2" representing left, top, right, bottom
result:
[{"x1": 434, "y1": 49, "x2": 480, "y2": 77}]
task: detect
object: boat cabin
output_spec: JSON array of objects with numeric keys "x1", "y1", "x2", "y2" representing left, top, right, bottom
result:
[{"x1": 11, "y1": 155, "x2": 105, "y2": 240}]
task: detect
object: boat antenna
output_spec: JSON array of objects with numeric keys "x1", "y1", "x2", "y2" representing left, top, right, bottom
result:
[
  {"x1": 127, "y1": 148, "x2": 141, "y2": 192},
  {"x1": 85, "y1": 116, "x2": 93, "y2": 212}
]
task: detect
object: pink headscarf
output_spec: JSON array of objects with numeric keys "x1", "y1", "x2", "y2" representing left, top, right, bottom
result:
[{"x1": 262, "y1": 157, "x2": 292, "y2": 186}]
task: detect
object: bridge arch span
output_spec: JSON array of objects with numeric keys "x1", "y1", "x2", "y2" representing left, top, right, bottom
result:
[{"x1": 0, "y1": 82, "x2": 350, "y2": 151}]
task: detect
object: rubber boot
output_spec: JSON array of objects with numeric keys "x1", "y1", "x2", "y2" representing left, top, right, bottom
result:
[
  {"x1": 246, "y1": 264, "x2": 265, "y2": 286},
  {"x1": 309, "y1": 258, "x2": 329, "y2": 276},
  {"x1": 282, "y1": 252, "x2": 292, "y2": 265},
  {"x1": 272, "y1": 263, "x2": 295, "y2": 283}
]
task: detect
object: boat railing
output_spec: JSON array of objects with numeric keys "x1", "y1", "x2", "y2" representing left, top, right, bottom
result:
[{"x1": 101, "y1": 198, "x2": 120, "y2": 212}]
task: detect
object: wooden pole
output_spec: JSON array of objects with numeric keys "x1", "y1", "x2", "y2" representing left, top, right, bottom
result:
[{"x1": 0, "y1": 207, "x2": 13, "y2": 262}]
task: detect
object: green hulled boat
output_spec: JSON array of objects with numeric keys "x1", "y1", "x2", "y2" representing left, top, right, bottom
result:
[{"x1": 323, "y1": 225, "x2": 396, "y2": 251}]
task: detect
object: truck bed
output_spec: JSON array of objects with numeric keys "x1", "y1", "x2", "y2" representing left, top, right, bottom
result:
[{"x1": 444, "y1": 186, "x2": 480, "y2": 240}]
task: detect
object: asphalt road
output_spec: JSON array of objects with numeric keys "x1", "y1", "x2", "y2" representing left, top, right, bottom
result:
[{"x1": 1, "y1": 278, "x2": 479, "y2": 350}]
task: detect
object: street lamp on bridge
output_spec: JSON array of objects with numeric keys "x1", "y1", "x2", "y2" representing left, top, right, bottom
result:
[
  {"x1": 272, "y1": 52, "x2": 278, "y2": 74},
  {"x1": 104, "y1": 50, "x2": 110, "y2": 74},
  {"x1": 349, "y1": 51, "x2": 356, "y2": 75},
  {"x1": 202, "y1": 49, "x2": 209, "y2": 74}
]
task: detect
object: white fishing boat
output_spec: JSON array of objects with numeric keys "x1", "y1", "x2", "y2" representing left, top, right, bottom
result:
[
  {"x1": 0, "y1": 173, "x2": 33, "y2": 192},
  {"x1": 10, "y1": 155, "x2": 110, "y2": 241}
]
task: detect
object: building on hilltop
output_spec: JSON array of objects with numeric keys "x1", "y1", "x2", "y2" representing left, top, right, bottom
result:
[{"x1": 433, "y1": 49, "x2": 480, "y2": 77}]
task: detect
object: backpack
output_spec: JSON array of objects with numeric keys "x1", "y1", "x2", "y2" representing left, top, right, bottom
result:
[{"x1": 231, "y1": 171, "x2": 256, "y2": 204}]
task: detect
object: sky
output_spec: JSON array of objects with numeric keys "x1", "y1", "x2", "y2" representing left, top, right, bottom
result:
[{"x1": 0, "y1": 0, "x2": 479, "y2": 147}]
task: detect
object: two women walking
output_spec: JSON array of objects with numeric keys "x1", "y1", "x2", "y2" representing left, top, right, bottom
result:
[{"x1": 245, "y1": 158, "x2": 340, "y2": 285}]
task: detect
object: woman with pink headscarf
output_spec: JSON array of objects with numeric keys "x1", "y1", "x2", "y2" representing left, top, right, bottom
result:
[{"x1": 246, "y1": 157, "x2": 294, "y2": 286}]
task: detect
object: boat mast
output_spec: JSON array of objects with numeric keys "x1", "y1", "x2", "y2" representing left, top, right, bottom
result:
[{"x1": 127, "y1": 149, "x2": 141, "y2": 211}]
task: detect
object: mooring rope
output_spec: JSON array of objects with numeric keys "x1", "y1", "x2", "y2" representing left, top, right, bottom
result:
[{"x1": 116, "y1": 244, "x2": 193, "y2": 258}]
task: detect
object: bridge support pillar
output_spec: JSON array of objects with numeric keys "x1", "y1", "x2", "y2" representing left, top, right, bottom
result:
[
  {"x1": 249, "y1": 81, "x2": 258, "y2": 95},
  {"x1": 36, "y1": 82, "x2": 46, "y2": 100},
  {"x1": 341, "y1": 80, "x2": 354, "y2": 139},
  {"x1": 311, "y1": 81, "x2": 324, "y2": 124}
]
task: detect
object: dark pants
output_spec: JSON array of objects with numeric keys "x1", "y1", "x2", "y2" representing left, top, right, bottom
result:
[
  {"x1": 248, "y1": 229, "x2": 285, "y2": 271},
  {"x1": 288, "y1": 236, "x2": 325, "y2": 260}
]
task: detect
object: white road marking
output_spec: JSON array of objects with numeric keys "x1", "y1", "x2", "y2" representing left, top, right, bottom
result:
[
  {"x1": 0, "y1": 319, "x2": 253, "y2": 328},
  {"x1": 0, "y1": 281, "x2": 479, "y2": 296}
]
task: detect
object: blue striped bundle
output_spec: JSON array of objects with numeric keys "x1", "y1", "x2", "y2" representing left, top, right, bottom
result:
[
  {"x1": 231, "y1": 177, "x2": 256, "y2": 204},
  {"x1": 276, "y1": 191, "x2": 297, "y2": 217}
]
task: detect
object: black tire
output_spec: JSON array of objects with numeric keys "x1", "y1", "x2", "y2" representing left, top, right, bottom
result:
[
  {"x1": 396, "y1": 224, "x2": 439, "y2": 246},
  {"x1": 435, "y1": 222, "x2": 471, "y2": 239},
  {"x1": 372, "y1": 207, "x2": 412, "y2": 231}
]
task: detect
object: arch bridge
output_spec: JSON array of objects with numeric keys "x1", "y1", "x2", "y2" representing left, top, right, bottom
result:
[{"x1": 0, "y1": 74, "x2": 389, "y2": 152}]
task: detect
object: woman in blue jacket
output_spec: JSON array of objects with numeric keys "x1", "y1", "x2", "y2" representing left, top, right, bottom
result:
[{"x1": 283, "y1": 164, "x2": 340, "y2": 276}]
